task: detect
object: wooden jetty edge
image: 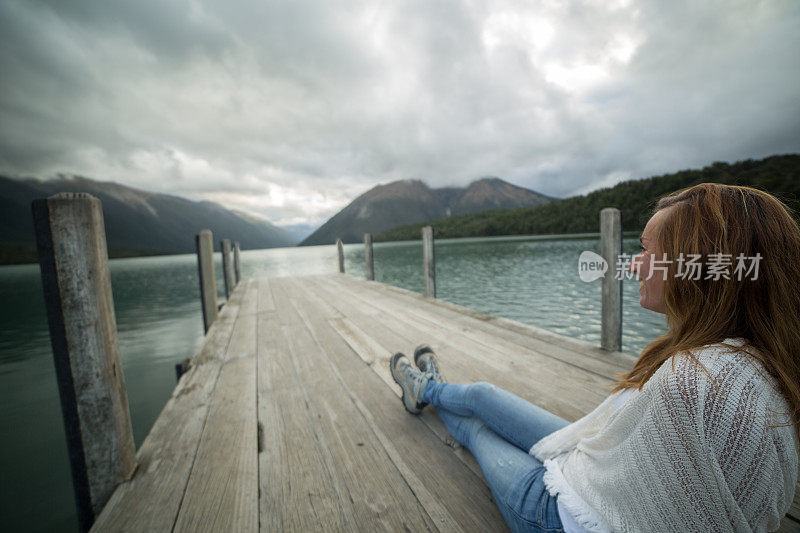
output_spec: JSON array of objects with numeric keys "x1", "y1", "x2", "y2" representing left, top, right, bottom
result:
[
  {"x1": 32, "y1": 196, "x2": 799, "y2": 532},
  {"x1": 92, "y1": 273, "x2": 800, "y2": 532},
  {"x1": 90, "y1": 273, "x2": 625, "y2": 531}
]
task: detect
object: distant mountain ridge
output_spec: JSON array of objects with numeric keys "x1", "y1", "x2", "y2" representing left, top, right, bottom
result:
[
  {"x1": 300, "y1": 177, "x2": 552, "y2": 245},
  {"x1": 374, "y1": 154, "x2": 800, "y2": 242},
  {"x1": 0, "y1": 175, "x2": 297, "y2": 264}
]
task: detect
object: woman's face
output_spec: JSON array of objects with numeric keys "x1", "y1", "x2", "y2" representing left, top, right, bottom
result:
[{"x1": 628, "y1": 208, "x2": 670, "y2": 314}]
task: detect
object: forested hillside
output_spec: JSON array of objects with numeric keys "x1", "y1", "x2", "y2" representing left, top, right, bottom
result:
[{"x1": 374, "y1": 155, "x2": 800, "y2": 242}]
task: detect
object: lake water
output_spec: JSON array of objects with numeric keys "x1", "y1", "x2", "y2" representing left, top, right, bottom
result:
[{"x1": 0, "y1": 235, "x2": 666, "y2": 531}]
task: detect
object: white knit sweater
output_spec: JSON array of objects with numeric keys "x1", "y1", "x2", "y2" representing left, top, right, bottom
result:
[{"x1": 530, "y1": 338, "x2": 798, "y2": 532}]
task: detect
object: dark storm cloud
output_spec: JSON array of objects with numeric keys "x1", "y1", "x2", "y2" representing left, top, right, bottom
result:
[{"x1": 0, "y1": 0, "x2": 798, "y2": 226}]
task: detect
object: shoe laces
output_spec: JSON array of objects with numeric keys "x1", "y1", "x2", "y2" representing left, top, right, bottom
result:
[{"x1": 401, "y1": 362, "x2": 431, "y2": 396}]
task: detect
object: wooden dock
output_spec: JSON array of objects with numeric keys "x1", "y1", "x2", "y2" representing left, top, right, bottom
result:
[
  {"x1": 32, "y1": 196, "x2": 799, "y2": 532},
  {"x1": 91, "y1": 273, "x2": 800, "y2": 532},
  {"x1": 91, "y1": 273, "x2": 640, "y2": 531}
]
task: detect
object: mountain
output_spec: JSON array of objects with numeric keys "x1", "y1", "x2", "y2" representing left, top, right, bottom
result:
[
  {"x1": 279, "y1": 222, "x2": 317, "y2": 243},
  {"x1": 374, "y1": 154, "x2": 800, "y2": 242},
  {"x1": 299, "y1": 177, "x2": 552, "y2": 246},
  {"x1": 0, "y1": 175, "x2": 297, "y2": 264}
]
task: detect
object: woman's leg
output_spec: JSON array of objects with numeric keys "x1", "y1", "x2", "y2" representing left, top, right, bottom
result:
[
  {"x1": 437, "y1": 409, "x2": 563, "y2": 533},
  {"x1": 422, "y1": 381, "x2": 569, "y2": 452}
]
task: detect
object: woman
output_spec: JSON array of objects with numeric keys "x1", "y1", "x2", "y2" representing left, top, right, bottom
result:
[{"x1": 390, "y1": 183, "x2": 799, "y2": 532}]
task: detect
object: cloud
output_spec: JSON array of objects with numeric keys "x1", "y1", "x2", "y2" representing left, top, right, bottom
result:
[{"x1": 1, "y1": 0, "x2": 798, "y2": 228}]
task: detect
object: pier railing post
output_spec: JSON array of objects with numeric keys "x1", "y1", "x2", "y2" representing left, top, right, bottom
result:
[
  {"x1": 196, "y1": 230, "x2": 218, "y2": 334},
  {"x1": 233, "y1": 241, "x2": 242, "y2": 285},
  {"x1": 336, "y1": 238, "x2": 345, "y2": 273},
  {"x1": 422, "y1": 226, "x2": 436, "y2": 298},
  {"x1": 32, "y1": 193, "x2": 137, "y2": 531},
  {"x1": 364, "y1": 233, "x2": 374, "y2": 281},
  {"x1": 600, "y1": 208, "x2": 622, "y2": 351},
  {"x1": 221, "y1": 238, "x2": 235, "y2": 299}
]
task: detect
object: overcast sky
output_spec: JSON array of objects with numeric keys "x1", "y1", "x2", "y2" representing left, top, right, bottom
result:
[{"x1": 1, "y1": 0, "x2": 798, "y2": 229}]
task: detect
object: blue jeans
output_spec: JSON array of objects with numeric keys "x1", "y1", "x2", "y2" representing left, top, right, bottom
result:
[{"x1": 423, "y1": 381, "x2": 570, "y2": 533}]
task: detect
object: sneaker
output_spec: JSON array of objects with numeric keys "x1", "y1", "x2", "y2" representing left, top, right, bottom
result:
[
  {"x1": 414, "y1": 344, "x2": 445, "y2": 383},
  {"x1": 390, "y1": 352, "x2": 431, "y2": 414}
]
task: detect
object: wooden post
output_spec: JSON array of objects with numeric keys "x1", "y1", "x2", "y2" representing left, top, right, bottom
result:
[
  {"x1": 32, "y1": 193, "x2": 136, "y2": 531},
  {"x1": 601, "y1": 208, "x2": 622, "y2": 351},
  {"x1": 233, "y1": 241, "x2": 242, "y2": 285},
  {"x1": 196, "y1": 230, "x2": 218, "y2": 334},
  {"x1": 221, "y1": 238, "x2": 235, "y2": 299},
  {"x1": 364, "y1": 233, "x2": 374, "y2": 281},
  {"x1": 336, "y1": 238, "x2": 345, "y2": 273},
  {"x1": 422, "y1": 226, "x2": 436, "y2": 298}
]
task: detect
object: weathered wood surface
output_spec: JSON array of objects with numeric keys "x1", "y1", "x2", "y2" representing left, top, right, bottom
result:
[
  {"x1": 92, "y1": 282, "x2": 247, "y2": 532},
  {"x1": 600, "y1": 207, "x2": 622, "y2": 351},
  {"x1": 785, "y1": 492, "x2": 800, "y2": 533},
  {"x1": 221, "y1": 239, "x2": 236, "y2": 299},
  {"x1": 94, "y1": 274, "x2": 800, "y2": 531},
  {"x1": 336, "y1": 238, "x2": 345, "y2": 273},
  {"x1": 233, "y1": 241, "x2": 242, "y2": 284},
  {"x1": 33, "y1": 193, "x2": 137, "y2": 531},
  {"x1": 195, "y1": 230, "x2": 219, "y2": 333},
  {"x1": 364, "y1": 233, "x2": 374, "y2": 281},
  {"x1": 422, "y1": 225, "x2": 436, "y2": 297}
]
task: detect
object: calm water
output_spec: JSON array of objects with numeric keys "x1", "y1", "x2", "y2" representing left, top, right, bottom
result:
[{"x1": 0, "y1": 235, "x2": 665, "y2": 531}]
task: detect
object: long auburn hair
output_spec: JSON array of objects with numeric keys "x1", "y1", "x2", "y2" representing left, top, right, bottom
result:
[{"x1": 612, "y1": 183, "x2": 800, "y2": 439}]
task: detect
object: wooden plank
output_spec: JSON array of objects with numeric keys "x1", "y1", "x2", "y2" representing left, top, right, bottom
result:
[
  {"x1": 297, "y1": 277, "x2": 464, "y2": 453},
  {"x1": 351, "y1": 272, "x2": 636, "y2": 368},
  {"x1": 92, "y1": 363, "x2": 224, "y2": 532},
  {"x1": 424, "y1": 283, "x2": 633, "y2": 369},
  {"x1": 337, "y1": 276, "x2": 614, "y2": 394},
  {"x1": 299, "y1": 278, "x2": 408, "y2": 396},
  {"x1": 335, "y1": 274, "x2": 635, "y2": 378},
  {"x1": 305, "y1": 276, "x2": 504, "y2": 385},
  {"x1": 173, "y1": 312, "x2": 258, "y2": 532},
  {"x1": 328, "y1": 317, "x2": 380, "y2": 365},
  {"x1": 193, "y1": 280, "x2": 246, "y2": 365},
  {"x1": 311, "y1": 275, "x2": 608, "y2": 420},
  {"x1": 778, "y1": 514, "x2": 800, "y2": 533},
  {"x1": 284, "y1": 278, "x2": 506, "y2": 531},
  {"x1": 261, "y1": 278, "x2": 441, "y2": 531},
  {"x1": 292, "y1": 277, "x2": 482, "y2": 467},
  {"x1": 287, "y1": 331, "x2": 440, "y2": 530},
  {"x1": 237, "y1": 279, "x2": 258, "y2": 316},
  {"x1": 255, "y1": 310, "x2": 298, "y2": 395},
  {"x1": 340, "y1": 386, "x2": 461, "y2": 531},
  {"x1": 307, "y1": 276, "x2": 590, "y2": 457},
  {"x1": 257, "y1": 303, "x2": 348, "y2": 530},
  {"x1": 257, "y1": 278, "x2": 275, "y2": 313},
  {"x1": 259, "y1": 383, "x2": 350, "y2": 530},
  {"x1": 492, "y1": 315, "x2": 636, "y2": 370},
  {"x1": 263, "y1": 279, "x2": 360, "y2": 530},
  {"x1": 297, "y1": 279, "x2": 342, "y2": 319},
  {"x1": 788, "y1": 484, "x2": 800, "y2": 522},
  {"x1": 93, "y1": 284, "x2": 244, "y2": 531}
]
